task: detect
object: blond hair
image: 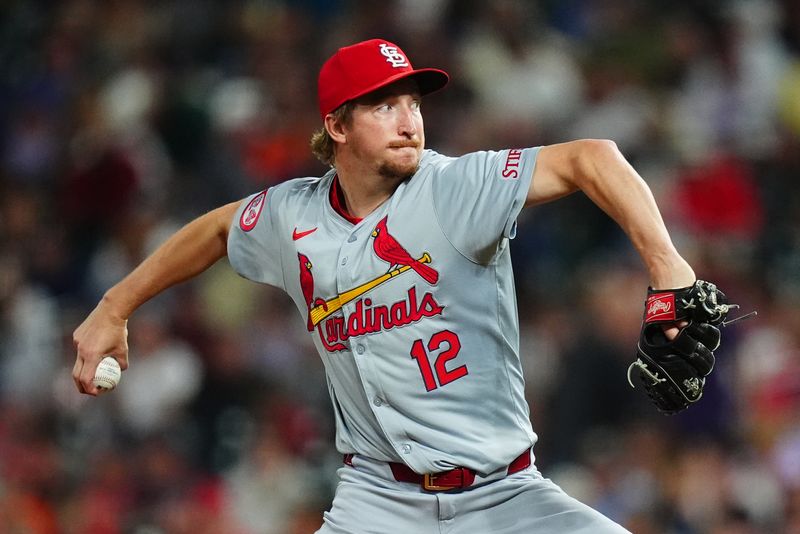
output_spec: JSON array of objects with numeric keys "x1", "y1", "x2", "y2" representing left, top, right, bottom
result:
[{"x1": 310, "y1": 103, "x2": 354, "y2": 167}]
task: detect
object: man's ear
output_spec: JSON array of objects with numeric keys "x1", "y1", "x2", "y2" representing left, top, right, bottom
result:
[{"x1": 325, "y1": 114, "x2": 347, "y2": 144}]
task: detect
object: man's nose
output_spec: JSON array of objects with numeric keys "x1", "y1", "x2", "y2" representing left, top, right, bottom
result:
[{"x1": 397, "y1": 106, "x2": 417, "y2": 136}]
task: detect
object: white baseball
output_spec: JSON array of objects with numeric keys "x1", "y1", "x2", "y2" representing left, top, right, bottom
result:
[{"x1": 93, "y1": 356, "x2": 122, "y2": 391}]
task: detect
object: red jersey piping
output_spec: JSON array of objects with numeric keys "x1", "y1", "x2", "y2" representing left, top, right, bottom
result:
[{"x1": 329, "y1": 175, "x2": 363, "y2": 225}]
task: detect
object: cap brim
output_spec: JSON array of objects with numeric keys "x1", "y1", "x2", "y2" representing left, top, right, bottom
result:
[{"x1": 342, "y1": 68, "x2": 449, "y2": 108}]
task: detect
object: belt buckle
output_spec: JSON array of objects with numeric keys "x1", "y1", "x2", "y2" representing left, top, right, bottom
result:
[{"x1": 423, "y1": 472, "x2": 455, "y2": 492}]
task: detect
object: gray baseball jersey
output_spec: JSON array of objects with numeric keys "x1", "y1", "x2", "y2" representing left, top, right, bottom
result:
[{"x1": 228, "y1": 147, "x2": 539, "y2": 476}]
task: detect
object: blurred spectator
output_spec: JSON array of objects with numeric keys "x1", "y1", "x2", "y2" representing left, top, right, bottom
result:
[
  {"x1": 188, "y1": 329, "x2": 268, "y2": 474},
  {"x1": 457, "y1": 1, "x2": 584, "y2": 145},
  {"x1": 0, "y1": 252, "x2": 61, "y2": 410},
  {"x1": 664, "y1": 1, "x2": 788, "y2": 160},
  {"x1": 225, "y1": 419, "x2": 320, "y2": 534},
  {"x1": 0, "y1": 407, "x2": 62, "y2": 534},
  {"x1": 672, "y1": 152, "x2": 763, "y2": 241},
  {"x1": 114, "y1": 305, "x2": 203, "y2": 438},
  {"x1": 541, "y1": 266, "x2": 653, "y2": 466}
]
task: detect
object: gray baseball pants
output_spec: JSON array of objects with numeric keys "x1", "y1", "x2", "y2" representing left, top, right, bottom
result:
[{"x1": 316, "y1": 453, "x2": 631, "y2": 533}]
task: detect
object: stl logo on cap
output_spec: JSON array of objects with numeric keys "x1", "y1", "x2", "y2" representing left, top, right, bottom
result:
[
  {"x1": 379, "y1": 43, "x2": 409, "y2": 68},
  {"x1": 317, "y1": 38, "x2": 449, "y2": 120}
]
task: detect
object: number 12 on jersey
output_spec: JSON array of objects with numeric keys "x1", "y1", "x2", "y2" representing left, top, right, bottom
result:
[{"x1": 410, "y1": 330, "x2": 468, "y2": 391}]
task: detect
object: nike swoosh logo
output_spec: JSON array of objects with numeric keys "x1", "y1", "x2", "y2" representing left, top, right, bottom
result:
[{"x1": 292, "y1": 227, "x2": 318, "y2": 241}]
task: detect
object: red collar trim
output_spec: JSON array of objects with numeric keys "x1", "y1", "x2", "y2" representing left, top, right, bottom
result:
[{"x1": 329, "y1": 175, "x2": 363, "y2": 224}]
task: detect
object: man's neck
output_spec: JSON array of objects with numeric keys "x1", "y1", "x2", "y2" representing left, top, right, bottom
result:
[{"x1": 335, "y1": 167, "x2": 405, "y2": 219}]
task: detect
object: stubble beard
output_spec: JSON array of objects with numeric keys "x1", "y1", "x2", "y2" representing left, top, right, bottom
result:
[
  {"x1": 378, "y1": 144, "x2": 422, "y2": 182},
  {"x1": 377, "y1": 159, "x2": 419, "y2": 182}
]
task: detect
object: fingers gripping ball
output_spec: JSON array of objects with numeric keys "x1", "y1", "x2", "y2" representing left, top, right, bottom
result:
[
  {"x1": 93, "y1": 356, "x2": 122, "y2": 392},
  {"x1": 628, "y1": 280, "x2": 734, "y2": 415}
]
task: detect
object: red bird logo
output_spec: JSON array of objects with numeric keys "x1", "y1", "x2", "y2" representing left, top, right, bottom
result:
[
  {"x1": 371, "y1": 216, "x2": 438, "y2": 285},
  {"x1": 297, "y1": 252, "x2": 345, "y2": 352},
  {"x1": 297, "y1": 253, "x2": 316, "y2": 331}
]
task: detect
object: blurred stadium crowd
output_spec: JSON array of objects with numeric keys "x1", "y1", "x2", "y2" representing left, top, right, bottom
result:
[{"x1": 1, "y1": 0, "x2": 799, "y2": 532}]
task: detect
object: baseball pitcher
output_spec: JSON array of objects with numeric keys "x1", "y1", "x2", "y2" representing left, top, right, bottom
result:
[{"x1": 73, "y1": 39, "x2": 737, "y2": 533}]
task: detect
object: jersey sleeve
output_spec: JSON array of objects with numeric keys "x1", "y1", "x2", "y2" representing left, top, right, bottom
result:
[
  {"x1": 430, "y1": 147, "x2": 540, "y2": 263},
  {"x1": 227, "y1": 189, "x2": 285, "y2": 289}
]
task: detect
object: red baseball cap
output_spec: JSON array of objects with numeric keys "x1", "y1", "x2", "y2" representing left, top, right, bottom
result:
[{"x1": 317, "y1": 39, "x2": 449, "y2": 120}]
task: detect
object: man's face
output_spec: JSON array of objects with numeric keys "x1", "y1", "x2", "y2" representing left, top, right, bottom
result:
[{"x1": 343, "y1": 78, "x2": 425, "y2": 182}]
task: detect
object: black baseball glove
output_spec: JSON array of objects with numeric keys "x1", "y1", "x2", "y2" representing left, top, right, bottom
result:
[{"x1": 627, "y1": 280, "x2": 733, "y2": 414}]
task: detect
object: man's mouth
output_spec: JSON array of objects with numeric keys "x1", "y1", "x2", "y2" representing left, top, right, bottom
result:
[{"x1": 388, "y1": 142, "x2": 419, "y2": 149}]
